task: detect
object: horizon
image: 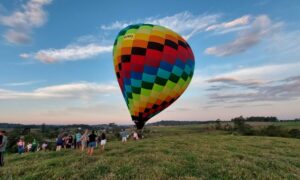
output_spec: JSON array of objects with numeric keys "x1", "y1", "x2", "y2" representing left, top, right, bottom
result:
[
  {"x1": 1, "y1": 117, "x2": 299, "y2": 126},
  {"x1": 1, "y1": 0, "x2": 300, "y2": 125}
]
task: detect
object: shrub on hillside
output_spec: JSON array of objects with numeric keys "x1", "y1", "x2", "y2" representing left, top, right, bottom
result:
[
  {"x1": 259, "y1": 125, "x2": 289, "y2": 137},
  {"x1": 215, "y1": 119, "x2": 222, "y2": 130},
  {"x1": 231, "y1": 116, "x2": 246, "y2": 130},
  {"x1": 288, "y1": 129, "x2": 300, "y2": 138}
]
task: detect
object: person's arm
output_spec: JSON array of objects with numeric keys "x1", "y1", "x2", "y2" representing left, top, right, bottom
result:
[{"x1": 0, "y1": 137, "x2": 7, "y2": 148}]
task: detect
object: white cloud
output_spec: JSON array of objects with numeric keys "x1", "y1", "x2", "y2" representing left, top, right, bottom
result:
[
  {"x1": 192, "y1": 62, "x2": 300, "y2": 89},
  {"x1": 204, "y1": 15, "x2": 280, "y2": 57},
  {"x1": 21, "y1": 44, "x2": 113, "y2": 63},
  {"x1": 101, "y1": 11, "x2": 220, "y2": 40},
  {"x1": 3, "y1": 80, "x2": 45, "y2": 87},
  {"x1": 0, "y1": 82, "x2": 118, "y2": 100},
  {"x1": 195, "y1": 62, "x2": 300, "y2": 105},
  {"x1": 206, "y1": 15, "x2": 251, "y2": 32},
  {"x1": 19, "y1": 53, "x2": 31, "y2": 59},
  {"x1": 219, "y1": 62, "x2": 300, "y2": 81},
  {"x1": 0, "y1": 0, "x2": 52, "y2": 44}
]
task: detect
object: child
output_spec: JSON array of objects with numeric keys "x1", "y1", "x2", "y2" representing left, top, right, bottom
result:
[
  {"x1": 133, "y1": 131, "x2": 139, "y2": 140},
  {"x1": 17, "y1": 138, "x2": 25, "y2": 154}
]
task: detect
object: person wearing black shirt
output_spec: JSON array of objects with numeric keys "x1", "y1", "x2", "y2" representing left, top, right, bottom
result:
[{"x1": 87, "y1": 130, "x2": 97, "y2": 156}]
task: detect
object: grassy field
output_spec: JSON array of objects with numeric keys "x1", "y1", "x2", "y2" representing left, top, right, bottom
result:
[{"x1": 0, "y1": 125, "x2": 300, "y2": 180}]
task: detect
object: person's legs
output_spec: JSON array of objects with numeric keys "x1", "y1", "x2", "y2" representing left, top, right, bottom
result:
[
  {"x1": 56, "y1": 145, "x2": 61, "y2": 151},
  {"x1": 81, "y1": 142, "x2": 86, "y2": 152},
  {"x1": 0, "y1": 152, "x2": 4, "y2": 167},
  {"x1": 90, "y1": 147, "x2": 94, "y2": 155},
  {"x1": 87, "y1": 147, "x2": 90, "y2": 155}
]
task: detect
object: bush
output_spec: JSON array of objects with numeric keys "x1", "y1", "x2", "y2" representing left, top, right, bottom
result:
[
  {"x1": 223, "y1": 123, "x2": 233, "y2": 131},
  {"x1": 288, "y1": 129, "x2": 300, "y2": 138},
  {"x1": 215, "y1": 119, "x2": 222, "y2": 130},
  {"x1": 259, "y1": 125, "x2": 289, "y2": 137},
  {"x1": 240, "y1": 124, "x2": 255, "y2": 135},
  {"x1": 231, "y1": 116, "x2": 246, "y2": 130}
]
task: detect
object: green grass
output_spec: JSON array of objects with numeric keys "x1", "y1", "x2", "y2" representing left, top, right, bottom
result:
[{"x1": 0, "y1": 125, "x2": 300, "y2": 179}]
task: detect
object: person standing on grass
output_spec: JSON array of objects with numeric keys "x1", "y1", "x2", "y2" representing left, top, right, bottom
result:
[
  {"x1": 75, "y1": 131, "x2": 82, "y2": 149},
  {"x1": 81, "y1": 129, "x2": 88, "y2": 152},
  {"x1": 87, "y1": 130, "x2": 97, "y2": 156},
  {"x1": 27, "y1": 143, "x2": 32, "y2": 152},
  {"x1": 41, "y1": 142, "x2": 48, "y2": 151},
  {"x1": 99, "y1": 132, "x2": 106, "y2": 152},
  {"x1": 120, "y1": 129, "x2": 128, "y2": 143},
  {"x1": 0, "y1": 131, "x2": 8, "y2": 167},
  {"x1": 133, "y1": 131, "x2": 139, "y2": 140},
  {"x1": 32, "y1": 139, "x2": 37, "y2": 152},
  {"x1": 56, "y1": 134, "x2": 63, "y2": 151},
  {"x1": 17, "y1": 137, "x2": 25, "y2": 154},
  {"x1": 66, "y1": 135, "x2": 73, "y2": 149}
]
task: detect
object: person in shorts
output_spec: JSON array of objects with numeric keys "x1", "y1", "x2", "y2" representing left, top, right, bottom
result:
[
  {"x1": 99, "y1": 132, "x2": 106, "y2": 152},
  {"x1": 56, "y1": 134, "x2": 63, "y2": 151},
  {"x1": 87, "y1": 130, "x2": 97, "y2": 156},
  {"x1": 120, "y1": 129, "x2": 128, "y2": 143}
]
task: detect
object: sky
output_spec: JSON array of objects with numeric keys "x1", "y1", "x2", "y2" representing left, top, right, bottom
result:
[{"x1": 0, "y1": 0, "x2": 300, "y2": 125}]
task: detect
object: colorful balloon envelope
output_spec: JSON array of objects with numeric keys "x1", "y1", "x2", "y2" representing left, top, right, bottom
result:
[{"x1": 113, "y1": 24, "x2": 195, "y2": 129}]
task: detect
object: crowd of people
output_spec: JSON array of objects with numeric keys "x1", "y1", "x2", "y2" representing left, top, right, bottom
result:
[
  {"x1": 16, "y1": 138, "x2": 43, "y2": 154},
  {"x1": 55, "y1": 129, "x2": 107, "y2": 156},
  {"x1": 17, "y1": 128, "x2": 140, "y2": 156},
  {"x1": 0, "y1": 128, "x2": 141, "y2": 168}
]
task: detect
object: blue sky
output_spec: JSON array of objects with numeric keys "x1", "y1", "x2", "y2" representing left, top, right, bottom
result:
[{"x1": 0, "y1": 0, "x2": 300, "y2": 125}]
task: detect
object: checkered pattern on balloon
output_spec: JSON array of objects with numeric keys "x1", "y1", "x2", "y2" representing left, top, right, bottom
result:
[{"x1": 113, "y1": 24, "x2": 195, "y2": 129}]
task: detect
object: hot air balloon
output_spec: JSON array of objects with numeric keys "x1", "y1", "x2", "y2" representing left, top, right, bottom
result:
[{"x1": 113, "y1": 24, "x2": 195, "y2": 129}]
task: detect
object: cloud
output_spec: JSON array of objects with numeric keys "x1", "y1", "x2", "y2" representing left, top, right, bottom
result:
[
  {"x1": 204, "y1": 15, "x2": 280, "y2": 57},
  {"x1": 0, "y1": 0, "x2": 52, "y2": 44},
  {"x1": 207, "y1": 77, "x2": 263, "y2": 88},
  {"x1": 187, "y1": 62, "x2": 300, "y2": 108},
  {"x1": 206, "y1": 74, "x2": 300, "y2": 104},
  {"x1": 101, "y1": 11, "x2": 220, "y2": 40},
  {"x1": 19, "y1": 53, "x2": 31, "y2": 59},
  {"x1": 4, "y1": 29, "x2": 31, "y2": 44},
  {"x1": 3, "y1": 80, "x2": 45, "y2": 87},
  {"x1": 219, "y1": 62, "x2": 300, "y2": 81},
  {"x1": 209, "y1": 75, "x2": 300, "y2": 103},
  {"x1": 206, "y1": 15, "x2": 251, "y2": 32},
  {"x1": 0, "y1": 82, "x2": 118, "y2": 100},
  {"x1": 20, "y1": 44, "x2": 113, "y2": 63}
]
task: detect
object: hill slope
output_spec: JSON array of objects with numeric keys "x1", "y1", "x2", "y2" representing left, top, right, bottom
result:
[{"x1": 0, "y1": 127, "x2": 300, "y2": 179}]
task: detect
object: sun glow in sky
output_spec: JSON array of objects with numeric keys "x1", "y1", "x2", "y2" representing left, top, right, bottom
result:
[{"x1": 0, "y1": 0, "x2": 300, "y2": 125}]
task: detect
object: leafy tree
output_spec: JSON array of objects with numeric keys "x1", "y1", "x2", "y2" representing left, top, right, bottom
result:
[{"x1": 215, "y1": 119, "x2": 222, "y2": 130}]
